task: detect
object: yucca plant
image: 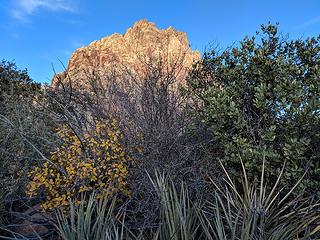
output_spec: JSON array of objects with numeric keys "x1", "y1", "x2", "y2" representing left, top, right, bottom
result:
[
  {"x1": 54, "y1": 174, "x2": 202, "y2": 240},
  {"x1": 200, "y1": 156, "x2": 320, "y2": 240},
  {"x1": 147, "y1": 172, "x2": 201, "y2": 240},
  {"x1": 55, "y1": 193, "x2": 127, "y2": 240},
  {"x1": 54, "y1": 163, "x2": 319, "y2": 240}
]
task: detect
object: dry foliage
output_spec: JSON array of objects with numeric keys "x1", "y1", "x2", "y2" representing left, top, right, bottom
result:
[{"x1": 26, "y1": 120, "x2": 131, "y2": 210}]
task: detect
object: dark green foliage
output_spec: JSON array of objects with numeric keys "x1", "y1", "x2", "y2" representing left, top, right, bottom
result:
[
  {"x1": 187, "y1": 23, "x2": 320, "y2": 195},
  {"x1": 0, "y1": 60, "x2": 40, "y2": 109}
]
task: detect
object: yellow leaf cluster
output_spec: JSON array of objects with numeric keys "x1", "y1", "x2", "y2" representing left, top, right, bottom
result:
[{"x1": 26, "y1": 120, "x2": 130, "y2": 210}]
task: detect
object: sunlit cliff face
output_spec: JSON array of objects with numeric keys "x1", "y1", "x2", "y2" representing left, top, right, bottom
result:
[{"x1": 51, "y1": 19, "x2": 200, "y2": 89}]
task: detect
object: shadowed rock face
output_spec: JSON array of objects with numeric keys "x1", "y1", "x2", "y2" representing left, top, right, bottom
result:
[{"x1": 51, "y1": 19, "x2": 200, "y2": 89}]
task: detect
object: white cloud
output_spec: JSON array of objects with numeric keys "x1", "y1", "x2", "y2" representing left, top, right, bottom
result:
[
  {"x1": 296, "y1": 16, "x2": 320, "y2": 29},
  {"x1": 11, "y1": 0, "x2": 75, "y2": 22}
]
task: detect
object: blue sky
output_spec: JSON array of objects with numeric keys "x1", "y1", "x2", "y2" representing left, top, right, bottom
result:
[{"x1": 1, "y1": 0, "x2": 320, "y2": 84}]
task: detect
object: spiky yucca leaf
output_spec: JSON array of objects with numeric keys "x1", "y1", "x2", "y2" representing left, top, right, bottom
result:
[
  {"x1": 55, "y1": 193, "x2": 126, "y2": 240},
  {"x1": 148, "y1": 172, "x2": 201, "y2": 240},
  {"x1": 200, "y1": 157, "x2": 320, "y2": 240},
  {"x1": 54, "y1": 164, "x2": 319, "y2": 240}
]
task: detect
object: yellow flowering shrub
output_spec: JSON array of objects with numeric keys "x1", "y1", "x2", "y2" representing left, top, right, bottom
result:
[{"x1": 26, "y1": 120, "x2": 130, "y2": 210}]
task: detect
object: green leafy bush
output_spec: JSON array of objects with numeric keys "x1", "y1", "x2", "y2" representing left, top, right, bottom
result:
[{"x1": 186, "y1": 23, "x2": 320, "y2": 194}]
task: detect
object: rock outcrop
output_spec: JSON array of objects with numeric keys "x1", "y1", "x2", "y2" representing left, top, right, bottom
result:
[{"x1": 51, "y1": 19, "x2": 200, "y2": 89}]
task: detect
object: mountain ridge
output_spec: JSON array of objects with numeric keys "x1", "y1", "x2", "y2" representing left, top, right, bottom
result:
[{"x1": 51, "y1": 19, "x2": 200, "y2": 89}]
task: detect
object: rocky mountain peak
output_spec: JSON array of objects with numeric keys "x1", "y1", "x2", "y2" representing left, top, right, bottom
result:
[
  {"x1": 131, "y1": 19, "x2": 157, "y2": 30},
  {"x1": 51, "y1": 20, "x2": 200, "y2": 89}
]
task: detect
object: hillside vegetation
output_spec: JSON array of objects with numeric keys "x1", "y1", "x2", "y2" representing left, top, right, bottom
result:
[{"x1": 0, "y1": 24, "x2": 319, "y2": 239}]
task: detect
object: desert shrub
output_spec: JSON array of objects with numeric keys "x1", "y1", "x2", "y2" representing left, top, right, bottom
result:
[
  {"x1": 52, "y1": 51, "x2": 217, "y2": 228},
  {"x1": 26, "y1": 120, "x2": 131, "y2": 210},
  {"x1": 0, "y1": 60, "x2": 54, "y2": 225},
  {"x1": 0, "y1": 60, "x2": 40, "y2": 106},
  {"x1": 186, "y1": 23, "x2": 320, "y2": 195}
]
